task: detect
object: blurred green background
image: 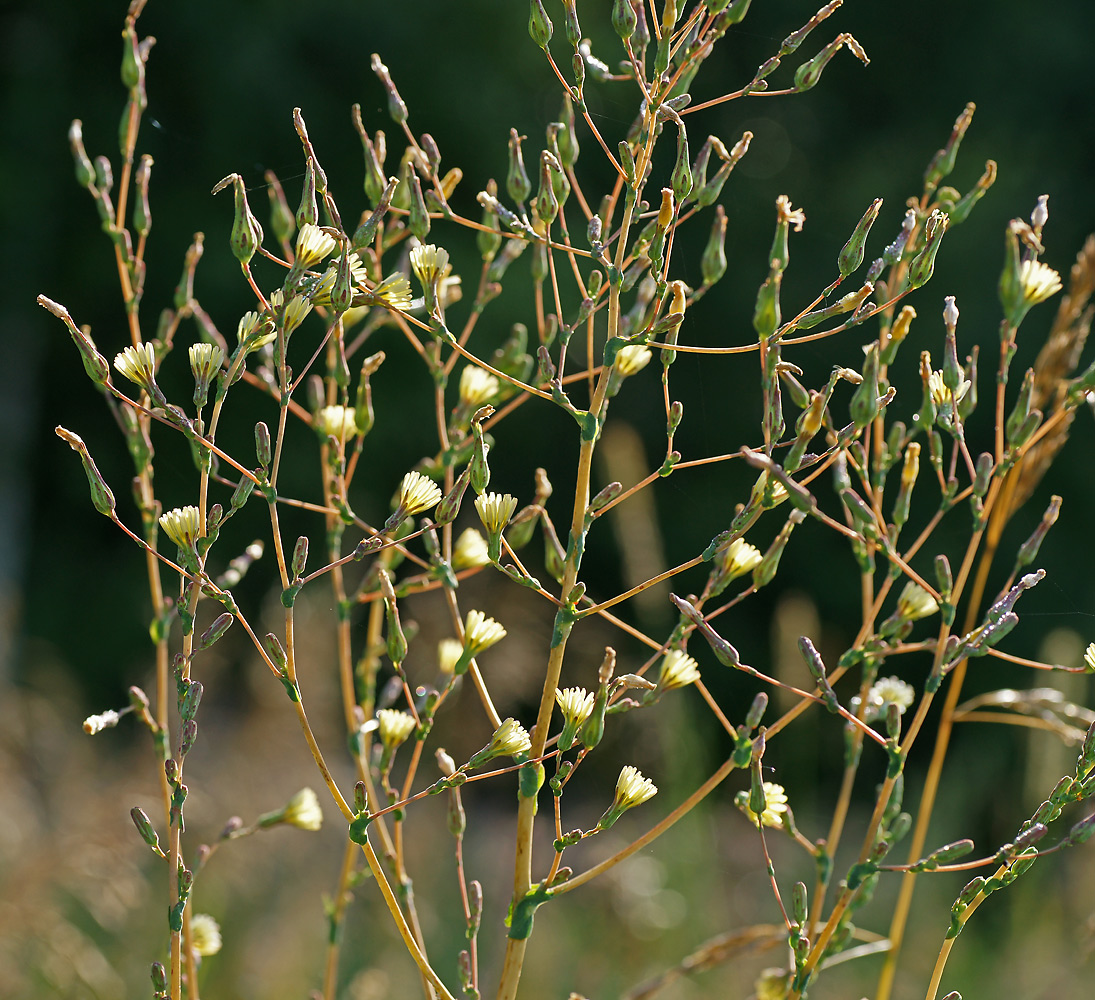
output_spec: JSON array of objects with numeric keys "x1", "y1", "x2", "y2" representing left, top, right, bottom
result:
[{"x1": 4, "y1": 1, "x2": 1095, "y2": 998}]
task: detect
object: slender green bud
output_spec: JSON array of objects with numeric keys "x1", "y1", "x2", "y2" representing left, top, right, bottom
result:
[
  {"x1": 924, "y1": 103, "x2": 975, "y2": 195},
  {"x1": 133, "y1": 154, "x2": 152, "y2": 238},
  {"x1": 972, "y1": 452, "x2": 993, "y2": 497},
  {"x1": 557, "y1": 94, "x2": 579, "y2": 169},
  {"x1": 38, "y1": 295, "x2": 110, "y2": 385},
  {"x1": 291, "y1": 536, "x2": 309, "y2": 579},
  {"x1": 255, "y1": 422, "x2": 271, "y2": 468},
  {"x1": 745, "y1": 692, "x2": 768, "y2": 730},
  {"x1": 264, "y1": 633, "x2": 288, "y2": 673},
  {"x1": 351, "y1": 107, "x2": 387, "y2": 207},
  {"x1": 470, "y1": 412, "x2": 491, "y2": 494},
  {"x1": 407, "y1": 170, "x2": 431, "y2": 242},
  {"x1": 297, "y1": 159, "x2": 318, "y2": 229},
  {"x1": 949, "y1": 159, "x2": 996, "y2": 225},
  {"x1": 1015, "y1": 495, "x2": 1061, "y2": 569},
  {"x1": 120, "y1": 24, "x2": 144, "y2": 90},
  {"x1": 69, "y1": 120, "x2": 95, "y2": 188},
  {"x1": 265, "y1": 170, "x2": 294, "y2": 244},
  {"x1": 130, "y1": 806, "x2": 165, "y2": 857},
  {"x1": 907, "y1": 210, "x2": 948, "y2": 289},
  {"x1": 55, "y1": 427, "x2": 116, "y2": 516},
  {"x1": 701, "y1": 205, "x2": 728, "y2": 286},
  {"x1": 370, "y1": 54, "x2": 408, "y2": 125},
  {"x1": 791, "y1": 882, "x2": 808, "y2": 925},
  {"x1": 849, "y1": 343, "x2": 881, "y2": 429},
  {"x1": 379, "y1": 570, "x2": 408, "y2": 665},
  {"x1": 753, "y1": 509, "x2": 806, "y2": 589},
  {"x1": 837, "y1": 198, "x2": 882, "y2": 279},
  {"x1": 753, "y1": 265, "x2": 782, "y2": 340},
  {"x1": 1005, "y1": 368, "x2": 1035, "y2": 444},
  {"x1": 198, "y1": 614, "x2": 233, "y2": 650}
]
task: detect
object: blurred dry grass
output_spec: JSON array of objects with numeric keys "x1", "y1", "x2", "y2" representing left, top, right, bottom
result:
[{"x1": 5, "y1": 581, "x2": 1094, "y2": 999}]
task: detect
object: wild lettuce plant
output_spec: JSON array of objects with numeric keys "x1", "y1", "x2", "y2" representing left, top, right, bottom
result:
[{"x1": 41, "y1": 1, "x2": 1095, "y2": 998}]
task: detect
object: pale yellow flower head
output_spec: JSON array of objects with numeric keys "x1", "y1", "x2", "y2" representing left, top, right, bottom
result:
[
  {"x1": 475, "y1": 492, "x2": 518, "y2": 535},
  {"x1": 188, "y1": 343, "x2": 224, "y2": 385},
  {"x1": 465, "y1": 717, "x2": 531, "y2": 768},
  {"x1": 237, "y1": 310, "x2": 276, "y2": 349},
  {"x1": 310, "y1": 254, "x2": 370, "y2": 306},
  {"x1": 555, "y1": 685, "x2": 595, "y2": 752},
  {"x1": 657, "y1": 649, "x2": 701, "y2": 691},
  {"x1": 463, "y1": 609, "x2": 506, "y2": 656},
  {"x1": 315, "y1": 405, "x2": 358, "y2": 442},
  {"x1": 437, "y1": 637, "x2": 464, "y2": 674},
  {"x1": 613, "y1": 344, "x2": 653, "y2": 377},
  {"x1": 269, "y1": 288, "x2": 314, "y2": 333},
  {"x1": 114, "y1": 343, "x2": 157, "y2": 391},
  {"x1": 282, "y1": 787, "x2": 324, "y2": 831},
  {"x1": 410, "y1": 243, "x2": 450, "y2": 290},
  {"x1": 372, "y1": 273, "x2": 414, "y2": 311},
  {"x1": 83, "y1": 710, "x2": 121, "y2": 735},
  {"x1": 596, "y1": 765, "x2": 658, "y2": 830},
  {"x1": 1083, "y1": 642, "x2": 1095, "y2": 674},
  {"x1": 754, "y1": 967, "x2": 790, "y2": 1000},
  {"x1": 294, "y1": 223, "x2": 338, "y2": 270},
  {"x1": 395, "y1": 470, "x2": 443, "y2": 517},
  {"x1": 896, "y1": 580, "x2": 939, "y2": 622},
  {"x1": 376, "y1": 708, "x2": 416, "y2": 750},
  {"x1": 928, "y1": 369, "x2": 971, "y2": 410},
  {"x1": 719, "y1": 537, "x2": 762, "y2": 581},
  {"x1": 555, "y1": 686, "x2": 594, "y2": 728},
  {"x1": 1018, "y1": 259, "x2": 1062, "y2": 306},
  {"x1": 614, "y1": 765, "x2": 658, "y2": 808},
  {"x1": 867, "y1": 676, "x2": 916, "y2": 716},
  {"x1": 738, "y1": 781, "x2": 788, "y2": 828},
  {"x1": 460, "y1": 365, "x2": 500, "y2": 407},
  {"x1": 159, "y1": 506, "x2": 202, "y2": 550},
  {"x1": 452, "y1": 527, "x2": 491, "y2": 570},
  {"x1": 189, "y1": 913, "x2": 222, "y2": 957}
]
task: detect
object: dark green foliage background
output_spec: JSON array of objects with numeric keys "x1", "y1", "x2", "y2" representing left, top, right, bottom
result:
[{"x1": 11, "y1": 0, "x2": 1095, "y2": 700}]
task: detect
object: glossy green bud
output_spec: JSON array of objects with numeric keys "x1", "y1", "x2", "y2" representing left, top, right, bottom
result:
[
  {"x1": 612, "y1": 0, "x2": 637, "y2": 41},
  {"x1": 753, "y1": 266, "x2": 781, "y2": 340},
  {"x1": 528, "y1": 0, "x2": 553, "y2": 49},
  {"x1": 671, "y1": 123, "x2": 693, "y2": 203},
  {"x1": 213, "y1": 173, "x2": 264, "y2": 267},
  {"x1": 794, "y1": 36, "x2": 843, "y2": 92},
  {"x1": 507, "y1": 129, "x2": 531, "y2": 204},
  {"x1": 534, "y1": 152, "x2": 560, "y2": 226}
]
